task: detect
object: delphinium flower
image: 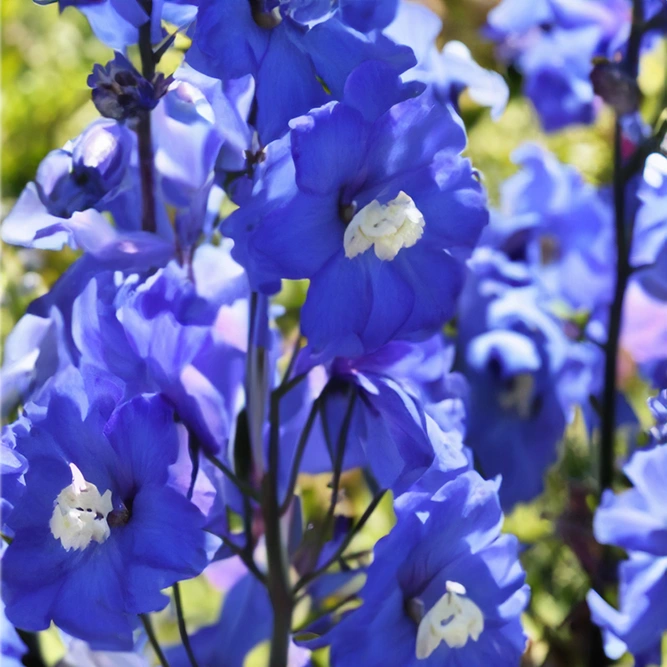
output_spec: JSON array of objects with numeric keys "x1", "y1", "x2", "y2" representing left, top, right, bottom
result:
[
  {"x1": 1, "y1": 119, "x2": 136, "y2": 247},
  {"x1": 2, "y1": 53, "x2": 254, "y2": 271},
  {"x1": 70, "y1": 242, "x2": 250, "y2": 456},
  {"x1": 279, "y1": 339, "x2": 470, "y2": 497},
  {"x1": 2, "y1": 241, "x2": 251, "y2": 558},
  {"x1": 187, "y1": 0, "x2": 414, "y2": 142},
  {"x1": 458, "y1": 250, "x2": 600, "y2": 509},
  {"x1": 166, "y1": 557, "x2": 311, "y2": 666},
  {"x1": 612, "y1": 153, "x2": 667, "y2": 387},
  {"x1": 386, "y1": 0, "x2": 509, "y2": 120},
  {"x1": 2, "y1": 375, "x2": 217, "y2": 649},
  {"x1": 0, "y1": 308, "x2": 70, "y2": 418},
  {"x1": 54, "y1": 0, "x2": 198, "y2": 51},
  {"x1": 0, "y1": 107, "x2": 175, "y2": 270},
  {"x1": 306, "y1": 469, "x2": 529, "y2": 666},
  {"x1": 587, "y1": 443, "x2": 667, "y2": 665},
  {"x1": 225, "y1": 61, "x2": 488, "y2": 359},
  {"x1": 486, "y1": 0, "x2": 630, "y2": 131},
  {"x1": 482, "y1": 143, "x2": 614, "y2": 315},
  {"x1": 67, "y1": 242, "x2": 252, "y2": 543},
  {"x1": 632, "y1": 152, "x2": 667, "y2": 304}
]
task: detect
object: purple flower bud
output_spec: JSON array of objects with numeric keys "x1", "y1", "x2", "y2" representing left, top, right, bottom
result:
[
  {"x1": 591, "y1": 59, "x2": 641, "y2": 116},
  {"x1": 88, "y1": 52, "x2": 170, "y2": 122}
]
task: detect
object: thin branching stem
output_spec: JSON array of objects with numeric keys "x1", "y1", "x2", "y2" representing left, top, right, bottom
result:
[
  {"x1": 293, "y1": 490, "x2": 386, "y2": 595},
  {"x1": 279, "y1": 335, "x2": 304, "y2": 391},
  {"x1": 279, "y1": 396, "x2": 321, "y2": 515},
  {"x1": 219, "y1": 534, "x2": 267, "y2": 584},
  {"x1": 172, "y1": 583, "x2": 199, "y2": 667},
  {"x1": 141, "y1": 613, "x2": 171, "y2": 667},
  {"x1": 203, "y1": 451, "x2": 259, "y2": 501}
]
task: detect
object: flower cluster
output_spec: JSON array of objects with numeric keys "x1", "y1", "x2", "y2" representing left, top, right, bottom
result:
[{"x1": 2, "y1": 0, "x2": 667, "y2": 665}]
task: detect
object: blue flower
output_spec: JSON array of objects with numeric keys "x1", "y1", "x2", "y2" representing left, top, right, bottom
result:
[
  {"x1": 225, "y1": 63, "x2": 487, "y2": 358},
  {"x1": 482, "y1": 143, "x2": 614, "y2": 314},
  {"x1": 166, "y1": 558, "x2": 311, "y2": 666},
  {"x1": 486, "y1": 0, "x2": 629, "y2": 131},
  {"x1": 2, "y1": 119, "x2": 133, "y2": 245},
  {"x1": 308, "y1": 470, "x2": 529, "y2": 666},
  {"x1": 70, "y1": 242, "x2": 249, "y2": 458},
  {"x1": 56, "y1": 0, "x2": 197, "y2": 51},
  {"x1": 587, "y1": 444, "x2": 667, "y2": 665},
  {"x1": 281, "y1": 340, "x2": 470, "y2": 495},
  {"x1": 187, "y1": 0, "x2": 413, "y2": 142},
  {"x1": 634, "y1": 153, "x2": 667, "y2": 302},
  {"x1": 2, "y1": 383, "x2": 216, "y2": 649},
  {"x1": 458, "y1": 250, "x2": 601, "y2": 509},
  {"x1": 276, "y1": 0, "x2": 398, "y2": 32},
  {"x1": 386, "y1": 0, "x2": 508, "y2": 120}
]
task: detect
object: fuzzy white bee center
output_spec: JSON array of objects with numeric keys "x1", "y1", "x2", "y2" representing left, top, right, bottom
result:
[
  {"x1": 343, "y1": 191, "x2": 425, "y2": 261},
  {"x1": 498, "y1": 373, "x2": 535, "y2": 419},
  {"x1": 415, "y1": 581, "x2": 484, "y2": 659},
  {"x1": 50, "y1": 463, "x2": 113, "y2": 551}
]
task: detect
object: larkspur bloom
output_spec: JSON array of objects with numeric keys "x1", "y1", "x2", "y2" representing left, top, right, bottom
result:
[
  {"x1": 225, "y1": 61, "x2": 488, "y2": 359},
  {"x1": 386, "y1": 0, "x2": 509, "y2": 120},
  {"x1": 187, "y1": 0, "x2": 413, "y2": 142},
  {"x1": 308, "y1": 470, "x2": 529, "y2": 666},
  {"x1": 613, "y1": 153, "x2": 667, "y2": 387},
  {"x1": 55, "y1": 0, "x2": 197, "y2": 51},
  {"x1": 486, "y1": 0, "x2": 629, "y2": 130},
  {"x1": 1, "y1": 119, "x2": 136, "y2": 246},
  {"x1": 2, "y1": 380, "x2": 216, "y2": 649},
  {"x1": 166, "y1": 557, "x2": 311, "y2": 667},
  {"x1": 587, "y1": 444, "x2": 667, "y2": 665},
  {"x1": 1, "y1": 307, "x2": 71, "y2": 418},
  {"x1": 482, "y1": 143, "x2": 614, "y2": 315},
  {"x1": 634, "y1": 152, "x2": 667, "y2": 302},
  {"x1": 2, "y1": 58, "x2": 253, "y2": 267},
  {"x1": 70, "y1": 242, "x2": 249, "y2": 458},
  {"x1": 458, "y1": 250, "x2": 600, "y2": 509},
  {"x1": 280, "y1": 339, "x2": 469, "y2": 495}
]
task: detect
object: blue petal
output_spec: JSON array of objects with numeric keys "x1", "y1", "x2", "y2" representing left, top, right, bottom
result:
[
  {"x1": 301, "y1": 253, "x2": 370, "y2": 358},
  {"x1": 255, "y1": 25, "x2": 330, "y2": 144},
  {"x1": 290, "y1": 102, "x2": 370, "y2": 195}
]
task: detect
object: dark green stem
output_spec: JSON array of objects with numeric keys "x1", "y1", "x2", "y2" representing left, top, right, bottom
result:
[
  {"x1": 141, "y1": 613, "x2": 171, "y2": 667},
  {"x1": 137, "y1": 0, "x2": 156, "y2": 233},
  {"x1": 172, "y1": 583, "x2": 199, "y2": 667},
  {"x1": 263, "y1": 392, "x2": 293, "y2": 667}
]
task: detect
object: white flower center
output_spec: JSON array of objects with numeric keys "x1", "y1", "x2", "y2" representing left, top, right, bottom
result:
[
  {"x1": 415, "y1": 581, "x2": 484, "y2": 659},
  {"x1": 50, "y1": 463, "x2": 113, "y2": 551},
  {"x1": 343, "y1": 191, "x2": 425, "y2": 261},
  {"x1": 498, "y1": 373, "x2": 535, "y2": 419}
]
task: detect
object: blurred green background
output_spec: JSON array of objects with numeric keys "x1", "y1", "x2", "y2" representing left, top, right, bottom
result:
[{"x1": 2, "y1": 0, "x2": 664, "y2": 665}]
